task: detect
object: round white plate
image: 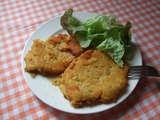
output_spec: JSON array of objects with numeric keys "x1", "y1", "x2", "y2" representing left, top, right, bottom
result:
[{"x1": 21, "y1": 12, "x2": 142, "y2": 114}]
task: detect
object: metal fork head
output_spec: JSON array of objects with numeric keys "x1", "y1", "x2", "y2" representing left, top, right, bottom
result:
[{"x1": 128, "y1": 65, "x2": 160, "y2": 79}]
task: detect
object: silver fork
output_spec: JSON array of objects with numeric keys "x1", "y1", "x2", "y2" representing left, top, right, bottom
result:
[{"x1": 128, "y1": 65, "x2": 160, "y2": 78}]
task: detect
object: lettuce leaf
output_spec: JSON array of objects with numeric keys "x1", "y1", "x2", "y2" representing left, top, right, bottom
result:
[{"x1": 61, "y1": 9, "x2": 133, "y2": 67}]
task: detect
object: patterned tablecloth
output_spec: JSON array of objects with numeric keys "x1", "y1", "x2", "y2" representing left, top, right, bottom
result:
[{"x1": 0, "y1": 0, "x2": 160, "y2": 119}]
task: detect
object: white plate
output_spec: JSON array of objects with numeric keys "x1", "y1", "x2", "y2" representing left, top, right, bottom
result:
[{"x1": 21, "y1": 12, "x2": 142, "y2": 114}]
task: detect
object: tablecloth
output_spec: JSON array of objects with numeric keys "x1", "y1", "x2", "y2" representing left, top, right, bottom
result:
[{"x1": 0, "y1": 0, "x2": 160, "y2": 119}]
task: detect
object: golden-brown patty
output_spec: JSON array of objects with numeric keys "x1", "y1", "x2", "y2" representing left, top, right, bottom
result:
[
  {"x1": 24, "y1": 34, "x2": 83, "y2": 75},
  {"x1": 53, "y1": 50, "x2": 129, "y2": 107}
]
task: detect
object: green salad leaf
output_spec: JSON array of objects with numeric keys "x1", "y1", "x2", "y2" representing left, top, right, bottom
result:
[{"x1": 61, "y1": 9, "x2": 133, "y2": 67}]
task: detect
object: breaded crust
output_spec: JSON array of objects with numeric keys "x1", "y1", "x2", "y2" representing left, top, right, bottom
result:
[
  {"x1": 53, "y1": 50, "x2": 129, "y2": 107},
  {"x1": 24, "y1": 34, "x2": 83, "y2": 75}
]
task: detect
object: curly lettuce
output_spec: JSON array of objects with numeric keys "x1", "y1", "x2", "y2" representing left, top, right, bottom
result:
[{"x1": 61, "y1": 9, "x2": 133, "y2": 67}]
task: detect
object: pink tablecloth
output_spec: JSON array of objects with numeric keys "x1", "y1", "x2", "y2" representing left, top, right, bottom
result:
[{"x1": 0, "y1": 0, "x2": 160, "y2": 119}]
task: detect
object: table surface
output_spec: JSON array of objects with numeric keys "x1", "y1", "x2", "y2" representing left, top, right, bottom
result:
[{"x1": 0, "y1": 0, "x2": 160, "y2": 119}]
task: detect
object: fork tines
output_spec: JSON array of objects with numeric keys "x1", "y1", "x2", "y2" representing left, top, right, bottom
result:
[{"x1": 128, "y1": 66, "x2": 143, "y2": 78}]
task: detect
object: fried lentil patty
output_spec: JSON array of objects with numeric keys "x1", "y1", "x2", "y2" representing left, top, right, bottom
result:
[
  {"x1": 53, "y1": 50, "x2": 129, "y2": 107},
  {"x1": 24, "y1": 34, "x2": 83, "y2": 75}
]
